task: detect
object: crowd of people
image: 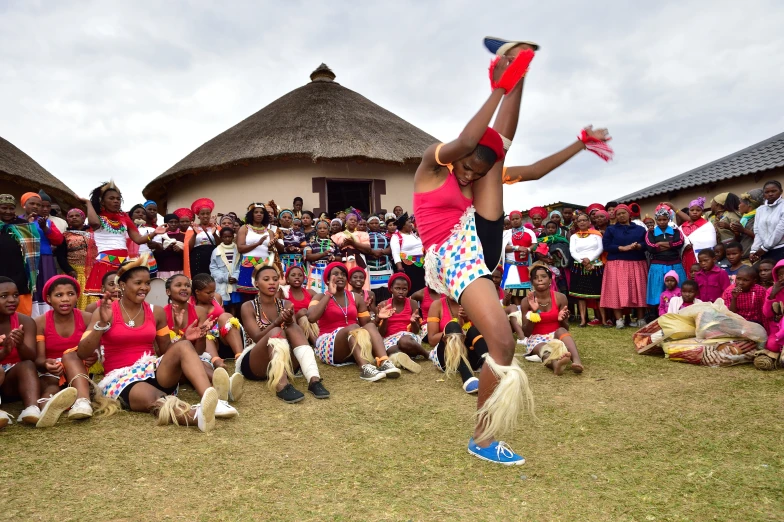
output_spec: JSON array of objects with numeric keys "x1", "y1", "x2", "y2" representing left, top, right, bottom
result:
[{"x1": 1, "y1": 36, "x2": 782, "y2": 468}]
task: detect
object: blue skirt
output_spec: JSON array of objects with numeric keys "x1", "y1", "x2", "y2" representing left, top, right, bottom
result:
[{"x1": 646, "y1": 262, "x2": 686, "y2": 306}]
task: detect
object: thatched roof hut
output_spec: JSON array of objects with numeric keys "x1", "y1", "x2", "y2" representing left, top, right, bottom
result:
[
  {"x1": 143, "y1": 64, "x2": 437, "y2": 216},
  {"x1": 0, "y1": 136, "x2": 79, "y2": 208}
]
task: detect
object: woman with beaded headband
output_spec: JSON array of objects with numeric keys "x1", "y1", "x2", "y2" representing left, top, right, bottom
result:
[
  {"x1": 306, "y1": 262, "x2": 401, "y2": 382},
  {"x1": 238, "y1": 262, "x2": 330, "y2": 403},
  {"x1": 55, "y1": 208, "x2": 96, "y2": 310},
  {"x1": 236, "y1": 202, "x2": 276, "y2": 303},
  {"x1": 82, "y1": 182, "x2": 166, "y2": 295},
  {"x1": 331, "y1": 211, "x2": 372, "y2": 290},
  {"x1": 128, "y1": 204, "x2": 160, "y2": 278},
  {"x1": 277, "y1": 209, "x2": 306, "y2": 274},
  {"x1": 188, "y1": 198, "x2": 219, "y2": 278},
  {"x1": 303, "y1": 219, "x2": 341, "y2": 294},
  {"x1": 78, "y1": 255, "x2": 233, "y2": 432},
  {"x1": 501, "y1": 210, "x2": 537, "y2": 304}
]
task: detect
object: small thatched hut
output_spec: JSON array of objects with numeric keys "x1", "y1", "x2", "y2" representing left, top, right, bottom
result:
[
  {"x1": 0, "y1": 136, "x2": 79, "y2": 209},
  {"x1": 143, "y1": 64, "x2": 438, "y2": 216}
]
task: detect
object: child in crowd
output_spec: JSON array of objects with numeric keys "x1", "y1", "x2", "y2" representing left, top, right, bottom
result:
[
  {"x1": 762, "y1": 260, "x2": 784, "y2": 352},
  {"x1": 658, "y1": 270, "x2": 681, "y2": 316},
  {"x1": 723, "y1": 242, "x2": 747, "y2": 283},
  {"x1": 667, "y1": 280, "x2": 701, "y2": 313},
  {"x1": 722, "y1": 266, "x2": 766, "y2": 324},
  {"x1": 713, "y1": 243, "x2": 730, "y2": 271},
  {"x1": 689, "y1": 263, "x2": 700, "y2": 281},
  {"x1": 209, "y1": 227, "x2": 241, "y2": 316},
  {"x1": 694, "y1": 249, "x2": 731, "y2": 303},
  {"x1": 757, "y1": 258, "x2": 775, "y2": 289}
]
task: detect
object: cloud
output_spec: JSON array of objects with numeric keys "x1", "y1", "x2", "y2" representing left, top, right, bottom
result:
[{"x1": 0, "y1": 0, "x2": 782, "y2": 212}]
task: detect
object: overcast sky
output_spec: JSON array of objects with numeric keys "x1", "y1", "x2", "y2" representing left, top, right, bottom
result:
[{"x1": 2, "y1": 0, "x2": 782, "y2": 213}]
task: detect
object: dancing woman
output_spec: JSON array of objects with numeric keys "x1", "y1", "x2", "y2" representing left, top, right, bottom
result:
[
  {"x1": 78, "y1": 257, "x2": 231, "y2": 432},
  {"x1": 306, "y1": 262, "x2": 401, "y2": 382},
  {"x1": 238, "y1": 264, "x2": 329, "y2": 403}
]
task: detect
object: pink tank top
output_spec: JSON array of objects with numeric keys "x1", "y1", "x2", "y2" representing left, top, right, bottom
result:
[
  {"x1": 102, "y1": 301, "x2": 157, "y2": 373},
  {"x1": 318, "y1": 291, "x2": 358, "y2": 334},
  {"x1": 438, "y1": 295, "x2": 455, "y2": 332},
  {"x1": 0, "y1": 313, "x2": 21, "y2": 365},
  {"x1": 413, "y1": 172, "x2": 472, "y2": 250},
  {"x1": 531, "y1": 288, "x2": 560, "y2": 336},
  {"x1": 190, "y1": 297, "x2": 224, "y2": 321},
  {"x1": 165, "y1": 302, "x2": 199, "y2": 333},
  {"x1": 288, "y1": 287, "x2": 313, "y2": 313},
  {"x1": 44, "y1": 310, "x2": 86, "y2": 360},
  {"x1": 385, "y1": 298, "x2": 412, "y2": 336}
]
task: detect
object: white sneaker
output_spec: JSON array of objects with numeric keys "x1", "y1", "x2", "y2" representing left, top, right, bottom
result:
[
  {"x1": 0, "y1": 409, "x2": 12, "y2": 429},
  {"x1": 616, "y1": 319, "x2": 625, "y2": 329},
  {"x1": 19, "y1": 405, "x2": 41, "y2": 425},
  {"x1": 68, "y1": 397, "x2": 94, "y2": 420},
  {"x1": 524, "y1": 354, "x2": 542, "y2": 363},
  {"x1": 212, "y1": 367, "x2": 230, "y2": 402},
  {"x1": 215, "y1": 400, "x2": 239, "y2": 419},
  {"x1": 194, "y1": 387, "x2": 218, "y2": 433},
  {"x1": 229, "y1": 373, "x2": 244, "y2": 402},
  {"x1": 36, "y1": 387, "x2": 77, "y2": 428}
]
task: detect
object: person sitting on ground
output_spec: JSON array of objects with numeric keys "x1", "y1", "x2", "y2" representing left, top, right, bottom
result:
[
  {"x1": 723, "y1": 241, "x2": 749, "y2": 283},
  {"x1": 306, "y1": 262, "x2": 401, "y2": 382},
  {"x1": 34, "y1": 276, "x2": 98, "y2": 421},
  {"x1": 658, "y1": 270, "x2": 682, "y2": 317},
  {"x1": 722, "y1": 266, "x2": 766, "y2": 324},
  {"x1": 279, "y1": 265, "x2": 318, "y2": 345},
  {"x1": 758, "y1": 258, "x2": 775, "y2": 289},
  {"x1": 410, "y1": 285, "x2": 440, "y2": 344},
  {"x1": 79, "y1": 256, "x2": 233, "y2": 432},
  {"x1": 518, "y1": 265, "x2": 584, "y2": 375},
  {"x1": 347, "y1": 267, "x2": 377, "y2": 316},
  {"x1": 375, "y1": 273, "x2": 426, "y2": 372},
  {"x1": 238, "y1": 263, "x2": 329, "y2": 403},
  {"x1": 491, "y1": 268, "x2": 527, "y2": 342},
  {"x1": 0, "y1": 277, "x2": 76, "y2": 428},
  {"x1": 85, "y1": 270, "x2": 119, "y2": 314},
  {"x1": 666, "y1": 280, "x2": 702, "y2": 313},
  {"x1": 694, "y1": 249, "x2": 731, "y2": 303},
  {"x1": 191, "y1": 274, "x2": 244, "y2": 362}
]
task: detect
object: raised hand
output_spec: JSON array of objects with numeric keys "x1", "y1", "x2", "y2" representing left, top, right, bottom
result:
[
  {"x1": 377, "y1": 303, "x2": 394, "y2": 320},
  {"x1": 184, "y1": 320, "x2": 204, "y2": 342},
  {"x1": 153, "y1": 225, "x2": 167, "y2": 236},
  {"x1": 583, "y1": 125, "x2": 611, "y2": 142},
  {"x1": 280, "y1": 308, "x2": 294, "y2": 326},
  {"x1": 7, "y1": 326, "x2": 24, "y2": 348},
  {"x1": 410, "y1": 308, "x2": 421, "y2": 324},
  {"x1": 327, "y1": 278, "x2": 338, "y2": 296},
  {"x1": 557, "y1": 306, "x2": 570, "y2": 322},
  {"x1": 527, "y1": 293, "x2": 540, "y2": 312}
]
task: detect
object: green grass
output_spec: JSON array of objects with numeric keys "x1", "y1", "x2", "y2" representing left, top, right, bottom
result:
[{"x1": 0, "y1": 326, "x2": 782, "y2": 521}]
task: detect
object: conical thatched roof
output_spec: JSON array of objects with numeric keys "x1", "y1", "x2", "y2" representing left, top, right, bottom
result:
[
  {"x1": 0, "y1": 136, "x2": 79, "y2": 207},
  {"x1": 143, "y1": 64, "x2": 437, "y2": 201}
]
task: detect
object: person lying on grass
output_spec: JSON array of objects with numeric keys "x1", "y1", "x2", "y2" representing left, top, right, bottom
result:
[
  {"x1": 306, "y1": 262, "x2": 401, "y2": 382},
  {"x1": 375, "y1": 273, "x2": 426, "y2": 373},
  {"x1": 238, "y1": 263, "x2": 329, "y2": 403},
  {"x1": 34, "y1": 276, "x2": 98, "y2": 421},
  {"x1": 78, "y1": 256, "x2": 232, "y2": 433},
  {"x1": 0, "y1": 277, "x2": 76, "y2": 428},
  {"x1": 518, "y1": 265, "x2": 584, "y2": 375}
]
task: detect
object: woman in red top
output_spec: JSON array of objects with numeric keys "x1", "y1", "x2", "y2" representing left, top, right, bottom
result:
[
  {"x1": 307, "y1": 262, "x2": 399, "y2": 382},
  {"x1": 410, "y1": 286, "x2": 439, "y2": 344},
  {"x1": 518, "y1": 265, "x2": 584, "y2": 375},
  {"x1": 347, "y1": 267, "x2": 377, "y2": 316},
  {"x1": 239, "y1": 264, "x2": 329, "y2": 403},
  {"x1": 280, "y1": 265, "x2": 319, "y2": 346},
  {"x1": 191, "y1": 273, "x2": 245, "y2": 359},
  {"x1": 78, "y1": 256, "x2": 228, "y2": 433},
  {"x1": 0, "y1": 277, "x2": 77, "y2": 428},
  {"x1": 376, "y1": 273, "x2": 427, "y2": 371},
  {"x1": 35, "y1": 276, "x2": 96, "y2": 420}
]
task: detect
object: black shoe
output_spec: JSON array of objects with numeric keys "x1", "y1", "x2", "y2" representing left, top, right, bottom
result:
[
  {"x1": 276, "y1": 383, "x2": 305, "y2": 404},
  {"x1": 307, "y1": 380, "x2": 331, "y2": 399}
]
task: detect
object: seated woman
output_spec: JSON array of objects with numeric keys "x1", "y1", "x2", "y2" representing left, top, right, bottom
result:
[
  {"x1": 164, "y1": 274, "x2": 243, "y2": 404},
  {"x1": 426, "y1": 294, "x2": 488, "y2": 394},
  {"x1": 347, "y1": 267, "x2": 377, "y2": 316},
  {"x1": 238, "y1": 264, "x2": 329, "y2": 403},
  {"x1": 376, "y1": 273, "x2": 426, "y2": 372},
  {"x1": 35, "y1": 276, "x2": 97, "y2": 420},
  {"x1": 191, "y1": 273, "x2": 244, "y2": 360},
  {"x1": 410, "y1": 286, "x2": 440, "y2": 344},
  {"x1": 280, "y1": 265, "x2": 318, "y2": 345},
  {"x1": 78, "y1": 257, "x2": 236, "y2": 432},
  {"x1": 306, "y1": 262, "x2": 401, "y2": 382},
  {"x1": 518, "y1": 265, "x2": 584, "y2": 375},
  {"x1": 85, "y1": 270, "x2": 119, "y2": 314},
  {"x1": 0, "y1": 277, "x2": 76, "y2": 427}
]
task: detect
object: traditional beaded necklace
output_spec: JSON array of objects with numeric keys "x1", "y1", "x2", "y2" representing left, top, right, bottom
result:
[
  {"x1": 511, "y1": 227, "x2": 528, "y2": 241},
  {"x1": 330, "y1": 291, "x2": 350, "y2": 325},
  {"x1": 248, "y1": 224, "x2": 267, "y2": 234},
  {"x1": 99, "y1": 215, "x2": 127, "y2": 235}
]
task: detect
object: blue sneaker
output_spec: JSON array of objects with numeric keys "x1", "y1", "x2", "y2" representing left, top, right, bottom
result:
[
  {"x1": 462, "y1": 377, "x2": 479, "y2": 394},
  {"x1": 483, "y1": 36, "x2": 540, "y2": 55},
  {"x1": 467, "y1": 438, "x2": 526, "y2": 465}
]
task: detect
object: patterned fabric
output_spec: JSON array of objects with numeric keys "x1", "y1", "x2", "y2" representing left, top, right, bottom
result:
[
  {"x1": 647, "y1": 263, "x2": 687, "y2": 306},
  {"x1": 367, "y1": 232, "x2": 393, "y2": 291},
  {"x1": 304, "y1": 238, "x2": 340, "y2": 294},
  {"x1": 428, "y1": 347, "x2": 444, "y2": 372},
  {"x1": 237, "y1": 255, "x2": 264, "y2": 294},
  {"x1": 600, "y1": 260, "x2": 649, "y2": 308},
  {"x1": 97, "y1": 353, "x2": 164, "y2": 400},
  {"x1": 423, "y1": 207, "x2": 490, "y2": 302},
  {"x1": 569, "y1": 262, "x2": 604, "y2": 299},
  {"x1": 522, "y1": 332, "x2": 556, "y2": 355},
  {"x1": 0, "y1": 222, "x2": 41, "y2": 293},
  {"x1": 314, "y1": 329, "x2": 354, "y2": 367},
  {"x1": 383, "y1": 331, "x2": 422, "y2": 351}
]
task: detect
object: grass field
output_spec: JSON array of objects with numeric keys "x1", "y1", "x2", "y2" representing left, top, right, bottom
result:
[{"x1": 0, "y1": 326, "x2": 782, "y2": 521}]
